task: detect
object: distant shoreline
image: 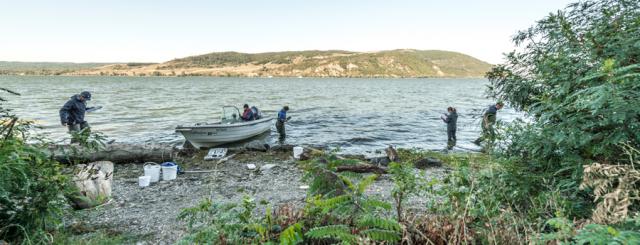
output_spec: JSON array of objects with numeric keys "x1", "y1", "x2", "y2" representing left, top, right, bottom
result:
[
  {"x1": 0, "y1": 74, "x2": 487, "y2": 79},
  {"x1": 0, "y1": 49, "x2": 493, "y2": 78}
]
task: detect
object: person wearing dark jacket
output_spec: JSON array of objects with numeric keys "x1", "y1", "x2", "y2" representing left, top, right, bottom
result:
[
  {"x1": 240, "y1": 104, "x2": 254, "y2": 121},
  {"x1": 276, "y1": 106, "x2": 291, "y2": 142},
  {"x1": 474, "y1": 102, "x2": 503, "y2": 145},
  {"x1": 441, "y1": 107, "x2": 458, "y2": 150},
  {"x1": 59, "y1": 91, "x2": 94, "y2": 138}
]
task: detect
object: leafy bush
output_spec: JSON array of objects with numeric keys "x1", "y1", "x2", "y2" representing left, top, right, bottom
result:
[
  {"x1": 539, "y1": 215, "x2": 640, "y2": 244},
  {"x1": 485, "y1": 0, "x2": 640, "y2": 217},
  {"x1": 0, "y1": 88, "x2": 71, "y2": 244}
]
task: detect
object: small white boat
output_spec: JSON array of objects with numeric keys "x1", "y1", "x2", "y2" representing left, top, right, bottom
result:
[{"x1": 176, "y1": 106, "x2": 272, "y2": 148}]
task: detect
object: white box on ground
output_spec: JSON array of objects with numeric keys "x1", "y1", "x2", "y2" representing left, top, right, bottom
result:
[
  {"x1": 246, "y1": 164, "x2": 256, "y2": 170},
  {"x1": 204, "y1": 148, "x2": 228, "y2": 161}
]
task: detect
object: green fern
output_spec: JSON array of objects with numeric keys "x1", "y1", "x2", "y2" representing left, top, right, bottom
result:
[
  {"x1": 361, "y1": 198, "x2": 392, "y2": 211},
  {"x1": 305, "y1": 225, "x2": 357, "y2": 243},
  {"x1": 356, "y1": 174, "x2": 378, "y2": 194},
  {"x1": 357, "y1": 216, "x2": 401, "y2": 231},
  {"x1": 360, "y1": 229, "x2": 401, "y2": 242},
  {"x1": 314, "y1": 195, "x2": 351, "y2": 213},
  {"x1": 279, "y1": 223, "x2": 304, "y2": 245},
  {"x1": 339, "y1": 175, "x2": 356, "y2": 191}
]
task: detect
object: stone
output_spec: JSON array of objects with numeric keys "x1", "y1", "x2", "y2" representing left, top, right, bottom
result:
[
  {"x1": 415, "y1": 157, "x2": 443, "y2": 169},
  {"x1": 368, "y1": 156, "x2": 391, "y2": 166},
  {"x1": 260, "y1": 164, "x2": 276, "y2": 171},
  {"x1": 245, "y1": 140, "x2": 269, "y2": 152},
  {"x1": 246, "y1": 164, "x2": 256, "y2": 170}
]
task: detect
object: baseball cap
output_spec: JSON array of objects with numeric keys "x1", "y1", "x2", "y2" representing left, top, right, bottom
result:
[{"x1": 80, "y1": 91, "x2": 92, "y2": 100}]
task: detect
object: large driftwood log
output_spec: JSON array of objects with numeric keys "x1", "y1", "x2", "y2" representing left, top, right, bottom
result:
[
  {"x1": 50, "y1": 143, "x2": 178, "y2": 164},
  {"x1": 336, "y1": 164, "x2": 388, "y2": 174}
]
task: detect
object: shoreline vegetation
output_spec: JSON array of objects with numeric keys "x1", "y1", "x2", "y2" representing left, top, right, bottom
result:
[
  {"x1": 0, "y1": 49, "x2": 491, "y2": 78},
  {"x1": 2, "y1": 0, "x2": 640, "y2": 244}
]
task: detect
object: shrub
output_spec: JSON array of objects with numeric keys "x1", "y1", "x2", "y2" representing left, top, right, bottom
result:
[
  {"x1": 0, "y1": 88, "x2": 71, "y2": 244},
  {"x1": 485, "y1": 0, "x2": 640, "y2": 217}
]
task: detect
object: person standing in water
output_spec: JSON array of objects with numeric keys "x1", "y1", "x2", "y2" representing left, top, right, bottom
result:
[
  {"x1": 474, "y1": 102, "x2": 504, "y2": 145},
  {"x1": 276, "y1": 106, "x2": 291, "y2": 142},
  {"x1": 59, "y1": 91, "x2": 94, "y2": 142},
  {"x1": 441, "y1": 107, "x2": 458, "y2": 150}
]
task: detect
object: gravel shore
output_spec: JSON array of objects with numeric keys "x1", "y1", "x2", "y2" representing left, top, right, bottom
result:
[{"x1": 65, "y1": 149, "x2": 448, "y2": 244}]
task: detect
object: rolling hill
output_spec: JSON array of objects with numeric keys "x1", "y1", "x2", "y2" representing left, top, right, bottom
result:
[{"x1": 3, "y1": 50, "x2": 492, "y2": 78}]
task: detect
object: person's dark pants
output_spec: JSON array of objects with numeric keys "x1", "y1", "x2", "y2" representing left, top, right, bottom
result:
[
  {"x1": 68, "y1": 122, "x2": 90, "y2": 143},
  {"x1": 276, "y1": 120, "x2": 285, "y2": 142},
  {"x1": 447, "y1": 129, "x2": 456, "y2": 150}
]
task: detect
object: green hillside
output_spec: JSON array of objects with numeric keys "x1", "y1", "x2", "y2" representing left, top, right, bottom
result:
[
  {"x1": 0, "y1": 49, "x2": 492, "y2": 78},
  {"x1": 157, "y1": 49, "x2": 492, "y2": 77}
]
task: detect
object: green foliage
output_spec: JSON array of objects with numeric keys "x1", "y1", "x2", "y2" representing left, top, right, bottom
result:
[
  {"x1": 539, "y1": 215, "x2": 640, "y2": 244},
  {"x1": 305, "y1": 225, "x2": 356, "y2": 243},
  {"x1": 303, "y1": 161, "x2": 400, "y2": 244},
  {"x1": 301, "y1": 155, "x2": 358, "y2": 197},
  {"x1": 279, "y1": 223, "x2": 303, "y2": 245},
  {"x1": 0, "y1": 88, "x2": 71, "y2": 244},
  {"x1": 178, "y1": 196, "x2": 285, "y2": 244},
  {"x1": 482, "y1": 0, "x2": 640, "y2": 220},
  {"x1": 389, "y1": 162, "x2": 425, "y2": 222}
]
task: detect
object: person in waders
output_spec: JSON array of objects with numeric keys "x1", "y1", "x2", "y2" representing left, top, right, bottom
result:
[
  {"x1": 59, "y1": 91, "x2": 95, "y2": 143},
  {"x1": 276, "y1": 106, "x2": 291, "y2": 142},
  {"x1": 441, "y1": 107, "x2": 458, "y2": 150},
  {"x1": 474, "y1": 102, "x2": 503, "y2": 145}
]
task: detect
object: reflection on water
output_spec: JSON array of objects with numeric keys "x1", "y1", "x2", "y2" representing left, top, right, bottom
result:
[{"x1": 1, "y1": 76, "x2": 520, "y2": 154}]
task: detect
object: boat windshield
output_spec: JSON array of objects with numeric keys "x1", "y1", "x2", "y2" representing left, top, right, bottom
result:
[{"x1": 221, "y1": 106, "x2": 241, "y2": 124}]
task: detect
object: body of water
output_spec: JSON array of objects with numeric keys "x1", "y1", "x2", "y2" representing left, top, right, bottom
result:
[{"x1": 0, "y1": 76, "x2": 518, "y2": 154}]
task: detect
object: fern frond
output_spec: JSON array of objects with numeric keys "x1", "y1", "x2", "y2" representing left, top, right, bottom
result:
[
  {"x1": 315, "y1": 195, "x2": 351, "y2": 213},
  {"x1": 279, "y1": 223, "x2": 303, "y2": 245},
  {"x1": 339, "y1": 175, "x2": 355, "y2": 190},
  {"x1": 361, "y1": 198, "x2": 392, "y2": 211},
  {"x1": 360, "y1": 228, "x2": 401, "y2": 242},
  {"x1": 306, "y1": 225, "x2": 357, "y2": 242},
  {"x1": 357, "y1": 216, "x2": 401, "y2": 231},
  {"x1": 357, "y1": 174, "x2": 379, "y2": 194}
]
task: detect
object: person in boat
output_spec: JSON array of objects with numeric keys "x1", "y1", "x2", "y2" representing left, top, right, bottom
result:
[
  {"x1": 441, "y1": 107, "x2": 458, "y2": 150},
  {"x1": 59, "y1": 91, "x2": 94, "y2": 142},
  {"x1": 276, "y1": 106, "x2": 291, "y2": 142},
  {"x1": 240, "y1": 104, "x2": 255, "y2": 121},
  {"x1": 474, "y1": 102, "x2": 504, "y2": 145}
]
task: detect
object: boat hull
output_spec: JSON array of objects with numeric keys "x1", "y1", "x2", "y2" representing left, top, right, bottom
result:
[{"x1": 176, "y1": 117, "x2": 273, "y2": 148}]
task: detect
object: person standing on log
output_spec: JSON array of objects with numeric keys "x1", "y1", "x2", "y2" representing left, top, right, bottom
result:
[
  {"x1": 474, "y1": 102, "x2": 503, "y2": 145},
  {"x1": 60, "y1": 91, "x2": 95, "y2": 142},
  {"x1": 276, "y1": 106, "x2": 291, "y2": 142},
  {"x1": 441, "y1": 107, "x2": 458, "y2": 150}
]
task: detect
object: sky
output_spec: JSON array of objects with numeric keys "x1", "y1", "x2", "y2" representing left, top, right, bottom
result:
[{"x1": 0, "y1": 0, "x2": 576, "y2": 64}]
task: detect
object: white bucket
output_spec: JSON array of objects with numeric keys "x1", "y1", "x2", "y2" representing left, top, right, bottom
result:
[
  {"x1": 293, "y1": 146, "x2": 304, "y2": 159},
  {"x1": 162, "y1": 165, "x2": 178, "y2": 181},
  {"x1": 143, "y1": 163, "x2": 161, "y2": 183},
  {"x1": 138, "y1": 176, "x2": 151, "y2": 187}
]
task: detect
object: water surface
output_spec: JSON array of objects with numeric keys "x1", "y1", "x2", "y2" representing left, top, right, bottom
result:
[{"x1": 1, "y1": 76, "x2": 518, "y2": 154}]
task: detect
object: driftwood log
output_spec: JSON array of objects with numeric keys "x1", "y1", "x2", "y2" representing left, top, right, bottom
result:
[
  {"x1": 49, "y1": 143, "x2": 178, "y2": 164},
  {"x1": 336, "y1": 164, "x2": 388, "y2": 174}
]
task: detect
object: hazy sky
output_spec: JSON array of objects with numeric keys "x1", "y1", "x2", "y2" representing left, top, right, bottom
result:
[{"x1": 0, "y1": 0, "x2": 575, "y2": 64}]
